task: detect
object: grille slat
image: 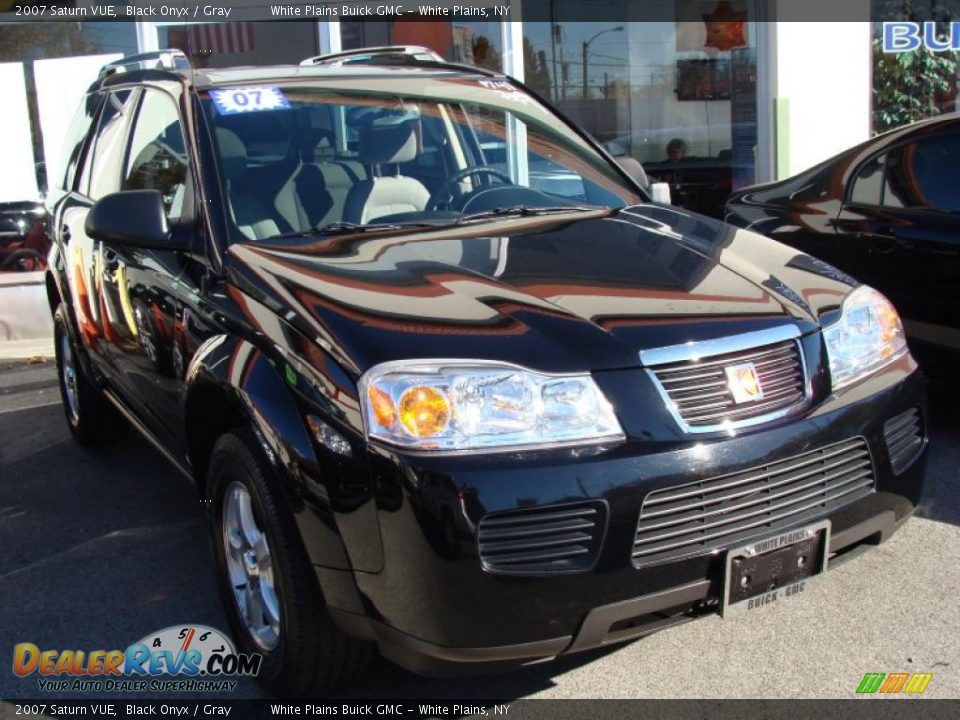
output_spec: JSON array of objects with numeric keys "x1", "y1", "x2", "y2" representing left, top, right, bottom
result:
[
  {"x1": 884, "y1": 408, "x2": 925, "y2": 475},
  {"x1": 678, "y1": 385, "x2": 802, "y2": 416},
  {"x1": 632, "y1": 438, "x2": 876, "y2": 566},
  {"x1": 633, "y1": 479, "x2": 874, "y2": 559},
  {"x1": 638, "y1": 460, "x2": 872, "y2": 530},
  {"x1": 478, "y1": 501, "x2": 606, "y2": 575},
  {"x1": 479, "y1": 506, "x2": 596, "y2": 526},
  {"x1": 479, "y1": 531, "x2": 594, "y2": 553},
  {"x1": 648, "y1": 339, "x2": 807, "y2": 430},
  {"x1": 643, "y1": 442, "x2": 869, "y2": 507},
  {"x1": 653, "y1": 345, "x2": 797, "y2": 373},
  {"x1": 635, "y1": 468, "x2": 873, "y2": 545},
  {"x1": 484, "y1": 546, "x2": 591, "y2": 565},
  {"x1": 682, "y1": 390, "x2": 804, "y2": 424},
  {"x1": 477, "y1": 518, "x2": 595, "y2": 539}
]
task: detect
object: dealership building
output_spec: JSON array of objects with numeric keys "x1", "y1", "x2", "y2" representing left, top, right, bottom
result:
[{"x1": 0, "y1": 0, "x2": 956, "y2": 348}]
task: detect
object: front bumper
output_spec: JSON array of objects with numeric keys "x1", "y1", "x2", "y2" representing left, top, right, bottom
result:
[{"x1": 332, "y1": 356, "x2": 928, "y2": 675}]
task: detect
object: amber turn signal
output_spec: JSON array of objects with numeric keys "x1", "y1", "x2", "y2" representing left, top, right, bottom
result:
[{"x1": 368, "y1": 385, "x2": 398, "y2": 428}]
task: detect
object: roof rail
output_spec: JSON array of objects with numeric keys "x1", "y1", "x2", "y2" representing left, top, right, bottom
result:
[
  {"x1": 300, "y1": 46, "x2": 445, "y2": 67},
  {"x1": 99, "y1": 49, "x2": 192, "y2": 79}
]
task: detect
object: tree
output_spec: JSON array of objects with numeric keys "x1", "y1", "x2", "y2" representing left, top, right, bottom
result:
[
  {"x1": 471, "y1": 35, "x2": 502, "y2": 72},
  {"x1": 522, "y1": 38, "x2": 553, "y2": 100},
  {"x1": 0, "y1": 24, "x2": 101, "y2": 63},
  {"x1": 872, "y1": 11, "x2": 958, "y2": 132}
]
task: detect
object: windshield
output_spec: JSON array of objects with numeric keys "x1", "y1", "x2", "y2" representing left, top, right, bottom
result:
[{"x1": 199, "y1": 75, "x2": 643, "y2": 243}]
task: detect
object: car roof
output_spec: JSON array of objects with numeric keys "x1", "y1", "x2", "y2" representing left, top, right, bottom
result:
[
  {"x1": 194, "y1": 63, "x2": 499, "y2": 87},
  {"x1": 97, "y1": 60, "x2": 503, "y2": 94}
]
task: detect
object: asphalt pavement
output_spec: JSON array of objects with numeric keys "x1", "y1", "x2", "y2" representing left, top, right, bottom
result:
[{"x1": 0, "y1": 359, "x2": 957, "y2": 700}]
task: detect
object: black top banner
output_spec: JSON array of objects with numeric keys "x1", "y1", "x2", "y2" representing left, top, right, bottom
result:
[
  {"x1": 3, "y1": 0, "x2": 960, "y2": 23},
  {"x1": 3, "y1": 699, "x2": 960, "y2": 720}
]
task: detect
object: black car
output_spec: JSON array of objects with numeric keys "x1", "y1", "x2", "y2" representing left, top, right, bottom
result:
[
  {"x1": 45, "y1": 48, "x2": 927, "y2": 696},
  {"x1": 1, "y1": 200, "x2": 48, "y2": 272},
  {"x1": 725, "y1": 114, "x2": 960, "y2": 382}
]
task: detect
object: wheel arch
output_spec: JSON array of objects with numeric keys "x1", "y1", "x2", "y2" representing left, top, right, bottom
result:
[{"x1": 183, "y1": 335, "x2": 374, "y2": 573}]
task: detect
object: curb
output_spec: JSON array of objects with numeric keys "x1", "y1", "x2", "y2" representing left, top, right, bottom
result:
[{"x1": 0, "y1": 337, "x2": 55, "y2": 361}]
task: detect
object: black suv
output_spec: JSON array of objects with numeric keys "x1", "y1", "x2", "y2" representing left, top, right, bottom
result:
[{"x1": 46, "y1": 48, "x2": 928, "y2": 695}]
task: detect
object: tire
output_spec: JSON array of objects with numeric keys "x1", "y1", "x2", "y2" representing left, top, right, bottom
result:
[
  {"x1": 206, "y1": 430, "x2": 374, "y2": 696},
  {"x1": 53, "y1": 304, "x2": 128, "y2": 445}
]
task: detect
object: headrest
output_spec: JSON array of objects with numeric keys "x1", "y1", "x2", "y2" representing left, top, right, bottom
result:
[
  {"x1": 303, "y1": 129, "x2": 335, "y2": 162},
  {"x1": 215, "y1": 127, "x2": 248, "y2": 180},
  {"x1": 358, "y1": 121, "x2": 417, "y2": 165}
]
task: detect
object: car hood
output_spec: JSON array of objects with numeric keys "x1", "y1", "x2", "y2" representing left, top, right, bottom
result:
[{"x1": 226, "y1": 204, "x2": 856, "y2": 377}]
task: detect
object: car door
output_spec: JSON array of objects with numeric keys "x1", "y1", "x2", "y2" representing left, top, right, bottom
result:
[
  {"x1": 59, "y1": 88, "x2": 138, "y2": 381},
  {"x1": 104, "y1": 85, "x2": 203, "y2": 453},
  {"x1": 834, "y1": 131, "x2": 960, "y2": 357}
]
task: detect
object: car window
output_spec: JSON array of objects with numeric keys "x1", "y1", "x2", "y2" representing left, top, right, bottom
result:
[
  {"x1": 200, "y1": 80, "x2": 642, "y2": 244},
  {"x1": 61, "y1": 93, "x2": 103, "y2": 192},
  {"x1": 85, "y1": 89, "x2": 138, "y2": 200},
  {"x1": 466, "y1": 102, "x2": 595, "y2": 203},
  {"x1": 849, "y1": 154, "x2": 885, "y2": 206},
  {"x1": 123, "y1": 89, "x2": 189, "y2": 221},
  {"x1": 884, "y1": 134, "x2": 960, "y2": 213}
]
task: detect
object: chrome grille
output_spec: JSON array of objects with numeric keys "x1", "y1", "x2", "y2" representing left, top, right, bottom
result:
[
  {"x1": 884, "y1": 407, "x2": 925, "y2": 475},
  {"x1": 648, "y1": 339, "x2": 806, "y2": 430},
  {"x1": 632, "y1": 438, "x2": 875, "y2": 566},
  {"x1": 478, "y1": 501, "x2": 607, "y2": 575}
]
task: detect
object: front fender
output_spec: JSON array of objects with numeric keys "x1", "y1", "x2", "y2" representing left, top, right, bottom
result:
[{"x1": 184, "y1": 333, "x2": 384, "y2": 576}]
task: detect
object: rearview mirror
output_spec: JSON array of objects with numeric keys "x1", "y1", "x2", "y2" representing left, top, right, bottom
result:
[{"x1": 85, "y1": 190, "x2": 180, "y2": 250}]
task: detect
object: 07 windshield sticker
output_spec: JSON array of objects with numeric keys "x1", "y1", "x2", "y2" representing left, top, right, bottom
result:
[{"x1": 209, "y1": 86, "x2": 290, "y2": 115}]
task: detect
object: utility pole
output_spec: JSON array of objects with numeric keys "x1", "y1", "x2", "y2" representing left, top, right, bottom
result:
[{"x1": 582, "y1": 26, "x2": 623, "y2": 100}]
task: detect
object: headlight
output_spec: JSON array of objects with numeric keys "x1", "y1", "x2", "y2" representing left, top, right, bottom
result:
[
  {"x1": 359, "y1": 361, "x2": 624, "y2": 452},
  {"x1": 823, "y1": 285, "x2": 908, "y2": 390}
]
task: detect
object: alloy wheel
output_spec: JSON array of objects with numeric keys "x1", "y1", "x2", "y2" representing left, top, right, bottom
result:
[{"x1": 222, "y1": 481, "x2": 281, "y2": 651}]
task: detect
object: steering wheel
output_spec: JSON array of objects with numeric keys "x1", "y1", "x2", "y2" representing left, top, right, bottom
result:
[{"x1": 427, "y1": 166, "x2": 514, "y2": 211}]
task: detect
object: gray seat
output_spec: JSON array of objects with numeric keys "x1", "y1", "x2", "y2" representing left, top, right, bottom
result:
[
  {"x1": 344, "y1": 121, "x2": 430, "y2": 225},
  {"x1": 274, "y1": 130, "x2": 367, "y2": 231},
  {"x1": 216, "y1": 128, "x2": 282, "y2": 241}
]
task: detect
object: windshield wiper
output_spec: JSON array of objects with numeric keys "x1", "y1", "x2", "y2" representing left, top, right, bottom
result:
[
  {"x1": 271, "y1": 221, "x2": 403, "y2": 240},
  {"x1": 454, "y1": 205, "x2": 600, "y2": 225}
]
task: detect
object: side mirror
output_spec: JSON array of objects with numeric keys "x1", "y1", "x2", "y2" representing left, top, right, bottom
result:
[
  {"x1": 85, "y1": 190, "x2": 179, "y2": 249},
  {"x1": 649, "y1": 182, "x2": 672, "y2": 205}
]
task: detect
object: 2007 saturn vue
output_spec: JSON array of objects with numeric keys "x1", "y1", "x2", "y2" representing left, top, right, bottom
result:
[{"x1": 45, "y1": 47, "x2": 928, "y2": 695}]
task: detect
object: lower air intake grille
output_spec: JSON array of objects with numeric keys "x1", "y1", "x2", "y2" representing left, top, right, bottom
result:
[
  {"x1": 884, "y1": 407, "x2": 925, "y2": 475},
  {"x1": 477, "y1": 501, "x2": 607, "y2": 575},
  {"x1": 633, "y1": 437, "x2": 875, "y2": 567}
]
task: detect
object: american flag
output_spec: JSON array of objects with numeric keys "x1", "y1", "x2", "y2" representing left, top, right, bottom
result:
[{"x1": 188, "y1": 23, "x2": 256, "y2": 55}]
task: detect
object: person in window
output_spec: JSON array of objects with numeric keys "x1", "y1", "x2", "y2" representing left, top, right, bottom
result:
[{"x1": 666, "y1": 138, "x2": 687, "y2": 163}]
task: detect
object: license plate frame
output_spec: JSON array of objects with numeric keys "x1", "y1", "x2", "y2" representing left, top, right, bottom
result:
[{"x1": 721, "y1": 520, "x2": 831, "y2": 618}]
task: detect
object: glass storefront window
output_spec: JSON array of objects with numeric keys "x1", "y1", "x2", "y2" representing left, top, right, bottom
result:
[
  {"x1": 158, "y1": 21, "x2": 319, "y2": 69},
  {"x1": 0, "y1": 22, "x2": 138, "y2": 273},
  {"x1": 522, "y1": 0, "x2": 758, "y2": 218},
  {"x1": 341, "y1": 19, "x2": 503, "y2": 70},
  {"x1": 871, "y1": 2, "x2": 959, "y2": 133}
]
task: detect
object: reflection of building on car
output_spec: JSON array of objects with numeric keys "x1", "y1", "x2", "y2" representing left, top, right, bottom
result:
[
  {"x1": 603, "y1": 123, "x2": 758, "y2": 218},
  {"x1": 47, "y1": 47, "x2": 927, "y2": 696},
  {"x1": 725, "y1": 112, "x2": 960, "y2": 385}
]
